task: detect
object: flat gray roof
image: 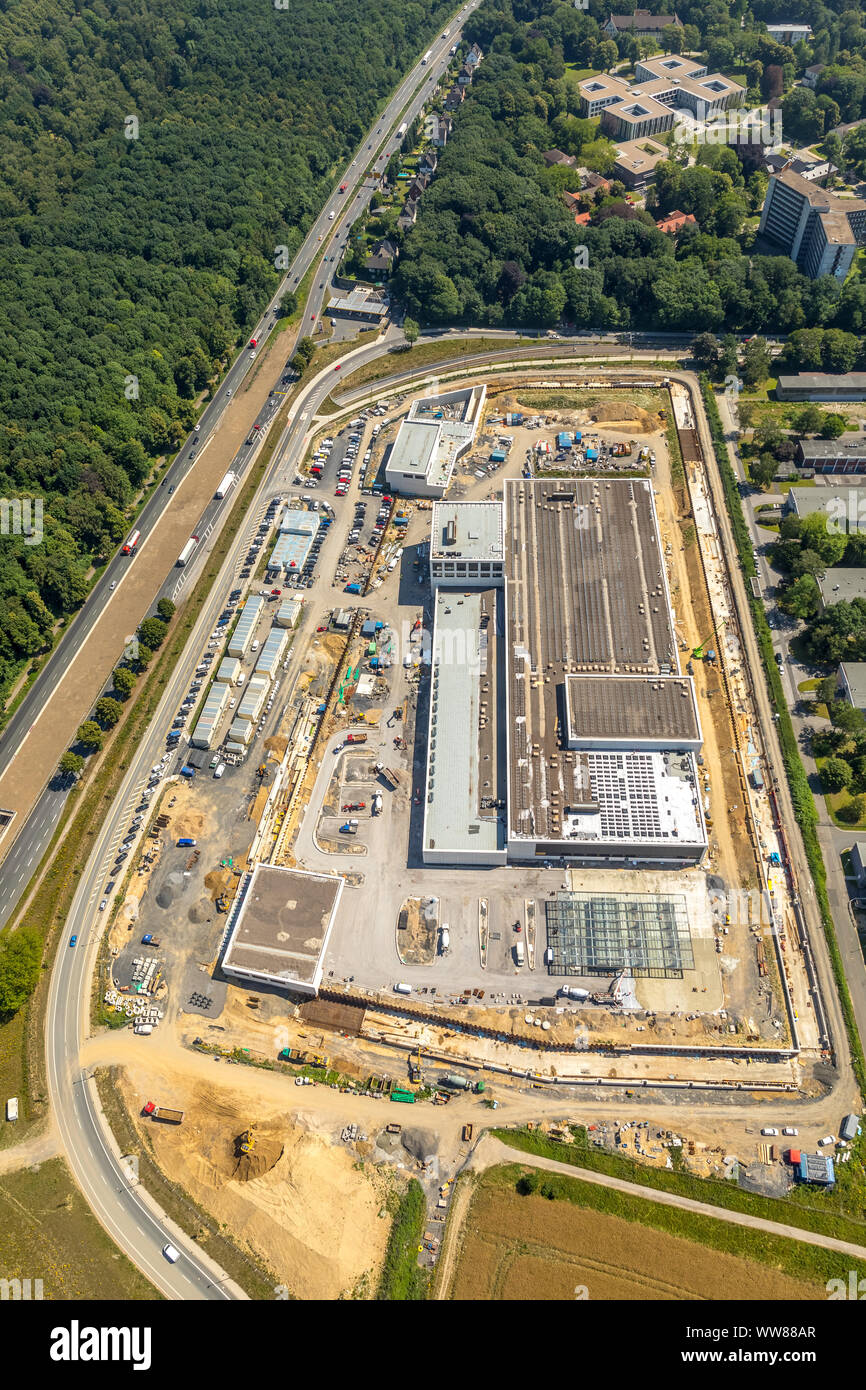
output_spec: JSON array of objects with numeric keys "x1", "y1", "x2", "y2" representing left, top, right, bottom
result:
[
  {"x1": 798, "y1": 434, "x2": 866, "y2": 458},
  {"x1": 388, "y1": 419, "x2": 441, "y2": 479},
  {"x1": 818, "y1": 568, "x2": 866, "y2": 606},
  {"x1": 841, "y1": 662, "x2": 866, "y2": 710},
  {"x1": 505, "y1": 479, "x2": 696, "y2": 847},
  {"x1": 788, "y1": 489, "x2": 855, "y2": 518},
  {"x1": 430, "y1": 501, "x2": 504, "y2": 561},
  {"x1": 221, "y1": 864, "x2": 343, "y2": 988},
  {"x1": 781, "y1": 374, "x2": 866, "y2": 390},
  {"x1": 424, "y1": 587, "x2": 502, "y2": 857},
  {"x1": 565, "y1": 675, "x2": 700, "y2": 744}
]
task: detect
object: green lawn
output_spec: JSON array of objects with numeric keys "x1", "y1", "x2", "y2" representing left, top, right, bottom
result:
[
  {"x1": 815, "y1": 755, "x2": 866, "y2": 828},
  {"x1": 0, "y1": 1157, "x2": 160, "y2": 1299}
]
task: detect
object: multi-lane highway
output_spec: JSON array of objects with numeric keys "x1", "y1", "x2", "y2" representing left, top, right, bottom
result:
[
  {"x1": 38, "y1": 8, "x2": 485, "y2": 1300},
  {"x1": 0, "y1": 7, "x2": 478, "y2": 931}
]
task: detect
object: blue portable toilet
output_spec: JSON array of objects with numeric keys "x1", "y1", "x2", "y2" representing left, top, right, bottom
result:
[{"x1": 574, "y1": 430, "x2": 582, "y2": 443}]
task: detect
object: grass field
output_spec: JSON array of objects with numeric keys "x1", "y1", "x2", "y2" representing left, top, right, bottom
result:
[
  {"x1": 445, "y1": 1166, "x2": 844, "y2": 1301},
  {"x1": 0, "y1": 1156, "x2": 160, "y2": 1299}
]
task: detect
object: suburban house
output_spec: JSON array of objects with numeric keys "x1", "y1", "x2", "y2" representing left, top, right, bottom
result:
[
  {"x1": 603, "y1": 11, "x2": 682, "y2": 37},
  {"x1": 419, "y1": 147, "x2": 438, "y2": 176},
  {"x1": 543, "y1": 149, "x2": 577, "y2": 167},
  {"x1": 655, "y1": 209, "x2": 696, "y2": 234},
  {"x1": 364, "y1": 237, "x2": 398, "y2": 282},
  {"x1": 765, "y1": 150, "x2": 835, "y2": 183},
  {"x1": 574, "y1": 210, "x2": 592, "y2": 226},
  {"x1": 425, "y1": 112, "x2": 453, "y2": 147},
  {"x1": 465, "y1": 43, "x2": 483, "y2": 67},
  {"x1": 803, "y1": 63, "x2": 825, "y2": 88},
  {"x1": 583, "y1": 171, "x2": 613, "y2": 194},
  {"x1": 444, "y1": 84, "x2": 465, "y2": 110},
  {"x1": 397, "y1": 199, "x2": 419, "y2": 232},
  {"x1": 457, "y1": 63, "x2": 474, "y2": 87},
  {"x1": 407, "y1": 172, "x2": 432, "y2": 202}
]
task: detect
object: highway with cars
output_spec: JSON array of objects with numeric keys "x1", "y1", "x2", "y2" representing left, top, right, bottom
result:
[
  {"x1": 35, "y1": 8, "x2": 485, "y2": 1300},
  {"x1": 0, "y1": 7, "x2": 478, "y2": 932}
]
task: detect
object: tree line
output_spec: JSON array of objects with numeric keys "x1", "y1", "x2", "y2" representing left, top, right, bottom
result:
[{"x1": 0, "y1": 0, "x2": 453, "y2": 707}]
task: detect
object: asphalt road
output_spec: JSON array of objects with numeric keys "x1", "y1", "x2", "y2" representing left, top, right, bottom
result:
[
  {"x1": 40, "y1": 12, "x2": 488, "y2": 1300},
  {"x1": 45, "y1": 341, "x2": 861, "y2": 1302},
  {"x1": 0, "y1": 10, "x2": 478, "y2": 931}
]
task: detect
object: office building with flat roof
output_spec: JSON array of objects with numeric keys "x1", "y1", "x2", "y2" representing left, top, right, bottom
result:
[
  {"x1": 759, "y1": 168, "x2": 866, "y2": 280},
  {"x1": 385, "y1": 385, "x2": 486, "y2": 497},
  {"x1": 430, "y1": 501, "x2": 505, "y2": 587},
  {"x1": 221, "y1": 864, "x2": 344, "y2": 994}
]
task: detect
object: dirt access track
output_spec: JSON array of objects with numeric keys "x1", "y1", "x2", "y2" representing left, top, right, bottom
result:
[{"x1": 0, "y1": 328, "x2": 296, "y2": 866}]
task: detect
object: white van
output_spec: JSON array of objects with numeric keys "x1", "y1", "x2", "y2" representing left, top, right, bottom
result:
[
  {"x1": 214, "y1": 763, "x2": 226, "y2": 779},
  {"x1": 162, "y1": 1244, "x2": 180, "y2": 1264},
  {"x1": 134, "y1": 1024, "x2": 153, "y2": 1035},
  {"x1": 251, "y1": 639, "x2": 260, "y2": 653},
  {"x1": 514, "y1": 941, "x2": 525, "y2": 966},
  {"x1": 394, "y1": 981, "x2": 412, "y2": 995}
]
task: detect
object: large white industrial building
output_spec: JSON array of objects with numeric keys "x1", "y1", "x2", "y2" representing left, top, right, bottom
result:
[
  {"x1": 385, "y1": 385, "x2": 486, "y2": 497},
  {"x1": 422, "y1": 480, "x2": 707, "y2": 867}
]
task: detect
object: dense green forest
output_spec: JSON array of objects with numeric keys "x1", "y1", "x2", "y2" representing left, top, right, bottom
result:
[
  {"x1": 395, "y1": 0, "x2": 866, "y2": 333},
  {"x1": 0, "y1": 0, "x2": 450, "y2": 701}
]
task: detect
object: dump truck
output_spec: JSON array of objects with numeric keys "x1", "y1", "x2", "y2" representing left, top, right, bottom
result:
[
  {"x1": 143, "y1": 1102, "x2": 184, "y2": 1124},
  {"x1": 339, "y1": 821, "x2": 359, "y2": 834},
  {"x1": 177, "y1": 837, "x2": 197, "y2": 847},
  {"x1": 375, "y1": 763, "x2": 400, "y2": 789},
  {"x1": 141, "y1": 934, "x2": 161, "y2": 947},
  {"x1": 462, "y1": 1124, "x2": 473, "y2": 1143},
  {"x1": 346, "y1": 731, "x2": 367, "y2": 744}
]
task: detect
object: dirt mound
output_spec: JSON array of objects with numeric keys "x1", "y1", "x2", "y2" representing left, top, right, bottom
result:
[
  {"x1": 233, "y1": 1129, "x2": 284, "y2": 1181},
  {"x1": 400, "y1": 1127, "x2": 440, "y2": 1162},
  {"x1": 188, "y1": 899, "x2": 212, "y2": 924},
  {"x1": 204, "y1": 868, "x2": 233, "y2": 897},
  {"x1": 155, "y1": 886, "x2": 175, "y2": 909}
]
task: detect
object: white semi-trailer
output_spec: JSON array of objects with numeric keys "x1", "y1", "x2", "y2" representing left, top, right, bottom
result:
[
  {"x1": 215, "y1": 470, "x2": 237, "y2": 499},
  {"x1": 177, "y1": 536, "x2": 198, "y2": 567}
]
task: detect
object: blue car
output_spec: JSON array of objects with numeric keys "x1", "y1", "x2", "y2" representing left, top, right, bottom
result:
[{"x1": 69, "y1": 935, "x2": 77, "y2": 948}]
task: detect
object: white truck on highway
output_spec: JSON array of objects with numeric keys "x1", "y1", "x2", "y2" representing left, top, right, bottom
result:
[
  {"x1": 177, "y1": 536, "x2": 198, "y2": 567},
  {"x1": 215, "y1": 470, "x2": 237, "y2": 499}
]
